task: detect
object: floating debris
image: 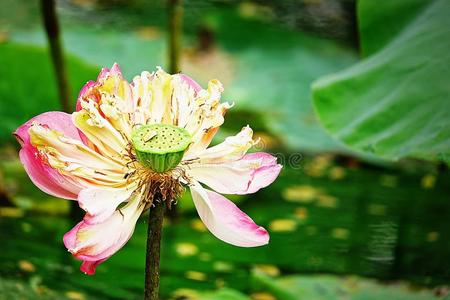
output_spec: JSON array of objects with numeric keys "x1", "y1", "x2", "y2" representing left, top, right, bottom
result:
[
  {"x1": 269, "y1": 219, "x2": 297, "y2": 232},
  {"x1": 421, "y1": 174, "x2": 436, "y2": 189},
  {"x1": 185, "y1": 271, "x2": 207, "y2": 281},
  {"x1": 175, "y1": 243, "x2": 199, "y2": 257},
  {"x1": 331, "y1": 228, "x2": 350, "y2": 240}
]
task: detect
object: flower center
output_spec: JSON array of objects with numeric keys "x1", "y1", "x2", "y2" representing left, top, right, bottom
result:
[{"x1": 131, "y1": 124, "x2": 192, "y2": 173}]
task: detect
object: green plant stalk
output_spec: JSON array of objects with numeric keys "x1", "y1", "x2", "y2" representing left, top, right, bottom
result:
[
  {"x1": 40, "y1": 0, "x2": 71, "y2": 113},
  {"x1": 144, "y1": 200, "x2": 166, "y2": 300},
  {"x1": 168, "y1": 0, "x2": 183, "y2": 74},
  {"x1": 40, "y1": 0, "x2": 82, "y2": 220}
]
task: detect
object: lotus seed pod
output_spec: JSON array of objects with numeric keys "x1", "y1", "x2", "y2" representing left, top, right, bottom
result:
[{"x1": 131, "y1": 124, "x2": 192, "y2": 173}]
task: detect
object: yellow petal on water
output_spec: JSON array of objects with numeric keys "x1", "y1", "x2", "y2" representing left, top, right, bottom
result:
[
  {"x1": 65, "y1": 291, "x2": 86, "y2": 300},
  {"x1": 253, "y1": 264, "x2": 280, "y2": 277},
  {"x1": 269, "y1": 219, "x2": 297, "y2": 232},
  {"x1": 421, "y1": 174, "x2": 436, "y2": 189},
  {"x1": 213, "y1": 261, "x2": 234, "y2": 272},
  {"x1": 251, "y1": 292, "x2": 277, "y2": 300},
  {"x1": 282, "y1": 185, "x2": 320, "y2": 203},
  {"x1": 331, "y1": 228, "x2": 349, "y2": 240},
  {"x1": 18, "y1": 260, "x2": 35, "y2": 273},
  {"x1": 304, "y1": 154, "x2": 334, "y2": 177},
  {"x1": 329, "y1": 166, "x2": 346, "y2": 180},
  {"x1": 171, "y1": 288, "x2": 199, "y2": 300},
  {"x1": 368, "y1": 204, "x2": 387, "y2": 216},
  {"x1": 198, "y1": 252, "x2": 212, "y2": 262},
  {"x1": 0, "y1": 207, "x2": 24, "y2": 218},
  {"x1": 215, "y1": 278, "x2": 225, "y2": 288},
  {"x1": 185, "y1": 271, "x2": 207, "y2": 281},
  {"x1": 316, "y1": 194, "x2": 338, "y2": 208},
  {"x1": 0, "y1": 30, "x2": 9, "y2": 44},
  {"x1": 426, "y1": 231, "x2": 439, "y2": 242},
  {"x1": 21, "y1": 222, "x2": 32, "y2": 233},
  {"x1": 135, "y1": 26, "x2": 161, "y2": 40},
  {"x1": 380, "y1": 175, "x2": 397, "y2": 187},
  {"x1": 190, "y1": 219, "x2": 207, "y2": 232},
  {"x1": 305, "y1": 225, "x2": 318, "y2": 236},
  {"x1": 294, "y1": 207, "x2": 308, "y2": 220},
  {"x1": 175, "y1": 243, "x2": 198, "y2": 257}
]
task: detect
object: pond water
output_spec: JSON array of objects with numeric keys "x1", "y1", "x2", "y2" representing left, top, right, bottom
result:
[
  {"x1": 1, "y1": 1, "x2": 449, "y2": 299},
  {"x1": 1, "y1": 154, "x2": 449, "y2": 299}
]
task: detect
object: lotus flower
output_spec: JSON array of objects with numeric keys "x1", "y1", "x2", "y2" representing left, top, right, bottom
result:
[{"x1": 14, "y1": 64, "x2": 282, "y2": 275}]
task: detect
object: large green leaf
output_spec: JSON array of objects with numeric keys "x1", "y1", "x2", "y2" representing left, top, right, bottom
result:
[
  {"x1": 358, "y1": 0, "x2": 429, "y2": 56},
  {"x1": 312, "y1": 0, "x2": 450, "y2": 164}
]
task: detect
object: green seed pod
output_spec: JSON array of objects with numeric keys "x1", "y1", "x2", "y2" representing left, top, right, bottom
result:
[{"x1": 131, "y1": 124, "x2": 192, "y2": 173}]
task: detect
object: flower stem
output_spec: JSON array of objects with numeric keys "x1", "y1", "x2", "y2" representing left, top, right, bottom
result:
[
  {"x1": 167, "y1": 0, "x2": 183, "y2": 74},
  {"x1": 39, "y1": 0, "x2": 71, "y2": 113},
  {"x1": 144, "y1": 200, "x2": 166, "y2": 300}
]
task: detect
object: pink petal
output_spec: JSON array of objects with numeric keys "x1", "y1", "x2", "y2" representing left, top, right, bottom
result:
[
  {"x1": 76, "y1": 80, "x2": 96, "y2": 111},
  {"x1": 190, "y1": 183, "x2": 269, "y2": 247},
  {"x1": 14, "y1": 111, "x2": 81, "y2": 145},
  {"x1": 241, "y1": 152, "x2": 282, "y2": 194},
  {"x1": 178, "y1": 74, "x2": 202, "y2": 92},
  {"x1": 18, "y1": 147, "x2": 80, "y2": 199},
  {"x1": 80, "y1": 259, "x2": 107, "y2": 275},
  {"x1": 187, "y1": 152, "x2": 282, "y2": 195},
  {"x1": 14, "y1": 112, "x2": 83, "y2": 199},
  {"x1": 63, "y1": 195, "x2": 143, "y2": 272},
  {"x1": 97, "y1": 63, "x2": 123, "y2": 81}
]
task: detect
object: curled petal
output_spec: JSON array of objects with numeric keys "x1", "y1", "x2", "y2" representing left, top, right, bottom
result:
[
  {"x1": 80, "y1": 259, "x2": 107, "y2": 275},
  {"x1": 188, "y1": 126, "x2": 255, "y2": 163},
  {"x1": 78, "y1": 186, "x2": 137, "y2": 224},
  {"x1": 178, "y1": 74, "x2": 202, "y2": 92},
  {"x1": 27, "y1": 122, "x2": 127, "y2": 188},
  {"x1": 19, "y1": 147, "x2": 80, "y2": 199},
  {"x1": 76, "y1": 80, "x2": 96, "y2": 111},
  {"x1": 15, "y1": 111, "x2": 81, "y2": 145},
  {"x1": 183, "y1": 79, "x2": 232, "y2": 156},
  {"x1": 14, "y1": 112, "x2": 84, "y2": 199},
  {"x1": 190, "y1": 183, "x2": 269, "y2": 247},
  {"x1": 77, "y1": 63, "x2": 133, "y2": 140},
  {"x1": 185, "y1": 152, "x2": 281, "y2": 195},
  {"x1": 241, "y1": 152, "x2": 282, "y2": 194},
  {"x1": 63, "y1": 192, "x2": 144, "y2": 274}
]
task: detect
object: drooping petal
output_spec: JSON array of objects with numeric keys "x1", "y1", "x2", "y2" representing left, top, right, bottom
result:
[
  {"x1": 185, "y1": 152, "x2": 282, "y2": 195},
  {"x1": 78, "y1": 185, "x2": 137, "y2": 224},
  {"x1": 14, "y1": 112, "x2": 85, "y2": 199},
  {"x1": 190, "y1": 183, "x2": 269, "y2": 247},
  {"x1": 63, "y1": 192, "x2": 144, "y2": 274}
]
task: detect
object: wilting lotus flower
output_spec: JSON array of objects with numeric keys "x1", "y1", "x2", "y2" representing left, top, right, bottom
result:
[{"x1": 14, "y1": 64, "x2": 282, "y2": 275}]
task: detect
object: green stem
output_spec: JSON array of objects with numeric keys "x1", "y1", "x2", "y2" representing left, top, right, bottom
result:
[
  {"x1": 40, "y1": 0, "x2": 71, "y2": 113},
  {"x1": 40, "y1": 0, "x2": 81, "y2": 221},
  {"x1": 144, "y1": 200, "x2": 166, "y2": 300},
  {"x1": 168, "y1": 0, "x2": 183, "y2": 74}
]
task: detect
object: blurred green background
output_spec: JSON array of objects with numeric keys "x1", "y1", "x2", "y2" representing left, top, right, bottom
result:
[{"x1": 1, "y1": 0, "x2": 449, "y2": 299}]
